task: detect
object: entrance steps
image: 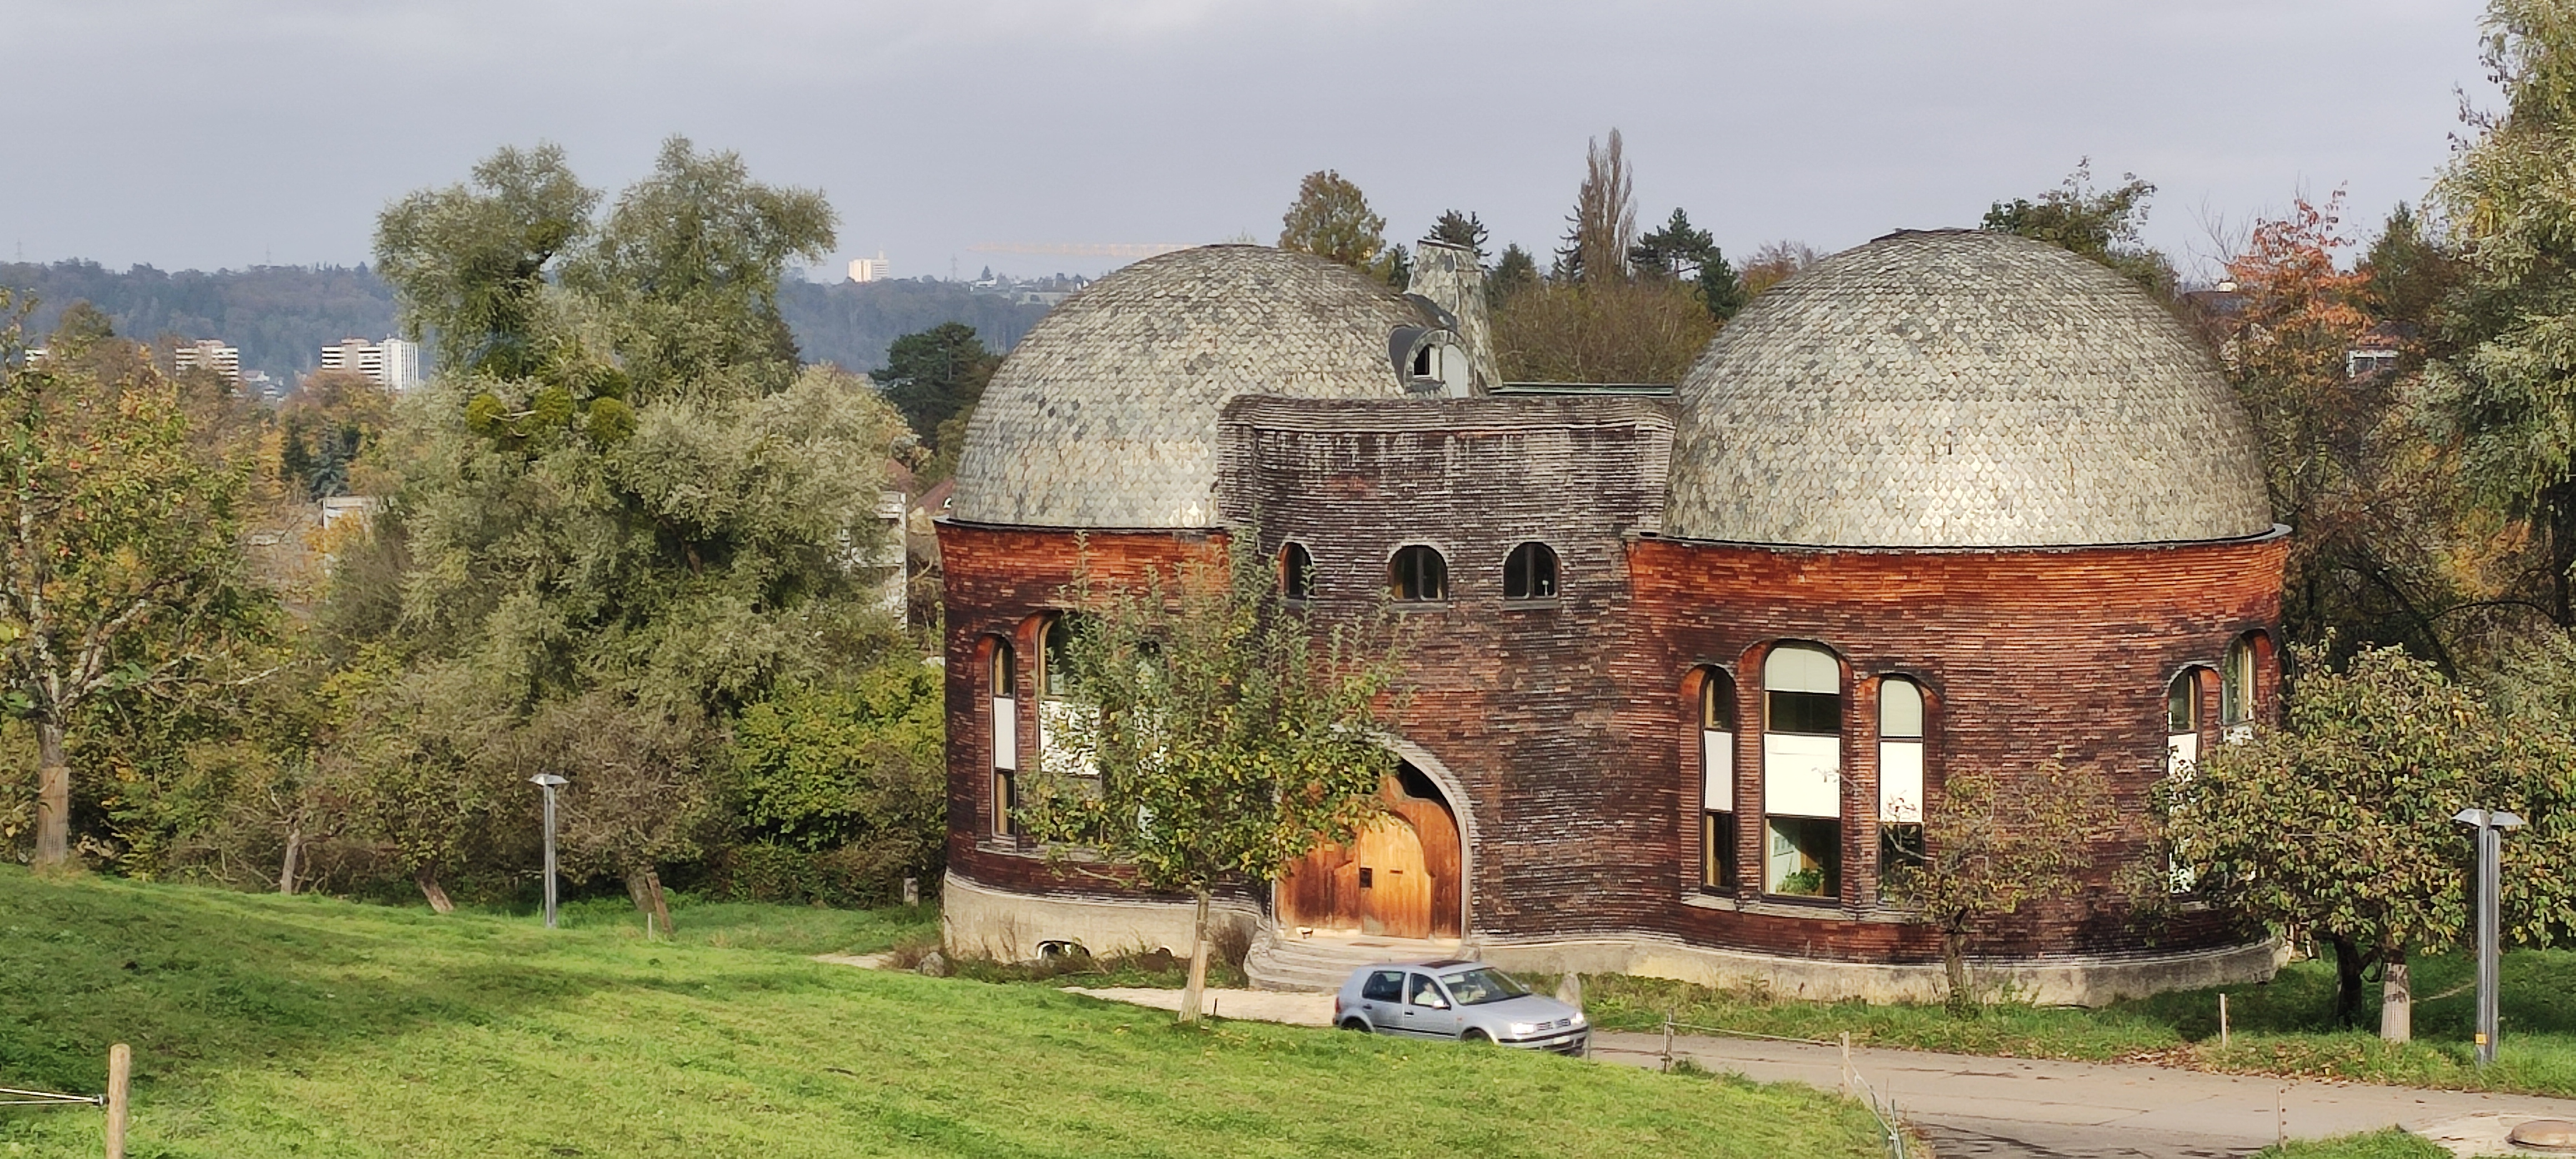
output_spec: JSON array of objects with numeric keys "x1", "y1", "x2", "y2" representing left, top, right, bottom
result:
[{"x1": 1244, "y1": 926, "x2": 1466, "y2": 992}]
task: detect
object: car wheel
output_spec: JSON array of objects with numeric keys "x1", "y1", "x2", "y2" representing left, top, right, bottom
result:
[
  {"x1": 1340, "y1": 1017, "x2": 1371, "y2": 1032},
  {"x1": 1461, "y1": 1029, "x2": 1493, "y2": 1045}
]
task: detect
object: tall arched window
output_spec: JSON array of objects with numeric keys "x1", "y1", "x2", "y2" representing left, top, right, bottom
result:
[
  {"x1": 1281, "y1": 542, "x2": 1315, "y2": 602},
  {"x1": 1698, "y1": 669, "x2": 1738, "y2": 891},
  {"x1": 2166, "y1": 669, "x2": 2201, "y2": 776},
  {"x1": 1763, "y1": 644, "x2": 1842, "y2": 899},
  {"x1": 1503, "y1": 542, "x2": 1559, "y2": 600},
  {"x1": 1877, "y1": 677, "x2": 1925, "y2": 874},
  {"x1": 1390, "y1": 545, "x2": 1448, "y2": 602},
  {"x1": 1038, "y1": 616, "x2": 1094, "y2": 777},
  {"x1": 2221, "y1": 634, "x2": 2260, "y2": 741},
  {"x1": 990, "y1": 641, "x2": 1018, "y2": 837}
]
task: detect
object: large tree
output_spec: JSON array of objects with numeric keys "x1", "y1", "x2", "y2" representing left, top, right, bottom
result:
[
  {"x1": 2161, "y1": 645, "x2": 2576, "y2": 1041},
  {"x1": 1631, "y1": 208, "x2": 1747, "y2": 321},
  {"x1": 1982, "y1": 159, "x2": 2178, "y2": 299},
  {"x1": 1277, "y1": 170, "x2": 1386, "y2": 270},
  {"x1": 1555, "y1": 129, "x2": 1637, "y2": 285},
  {"x1": 875, "y1": 321, "x2": 997, "y2": 451},
  {"x1": 374, "y1": 144, "x2": 597, "y2": 380},
  {"x1": 2, "y1": 298, "x2": 271, "y2": 868},
  {"x1": 2431, "y1": 0, "x2": 2576, "y2": 627},
  {"x1": 1017, "y1": 537, "x2": 1405, "y2": 1025}
]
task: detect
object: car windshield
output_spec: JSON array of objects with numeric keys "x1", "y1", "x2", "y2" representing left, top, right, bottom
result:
[{"x1": 1438, "y1": 967, "x2": 1532, "y2": 1006}]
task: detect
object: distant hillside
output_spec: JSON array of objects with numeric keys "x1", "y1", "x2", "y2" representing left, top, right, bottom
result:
[{"x1": 0, "y1": 260, "x2": 1054, "y2": 386}]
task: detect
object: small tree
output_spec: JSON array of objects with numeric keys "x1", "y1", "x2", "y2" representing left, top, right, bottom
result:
[
  {"x1": 2162, "y1": 644, "x2": 2575, "y2": 1041},
  {"x1": 518, "y1": 692, "x2": 716, "y2": 933},
  {"x1": 1881, "y1": 760, "x2": 2118, "y2": 1015},
  {"x1": 1016, "y1": 536, "x2": 1404, "y2": 1024},
  {"x1": 1276, "y1": 171, "x2": 1386, "y2": 270}
]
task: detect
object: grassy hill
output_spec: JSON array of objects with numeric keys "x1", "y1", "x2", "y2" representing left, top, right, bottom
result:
[{"x1": 0, "y1": 868, "x2": 1883, "y2": 1158}]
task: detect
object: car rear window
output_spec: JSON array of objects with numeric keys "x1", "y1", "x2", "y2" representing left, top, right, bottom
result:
[
  {"x1": 1438, "y1": 967, "x2": 1532, "y2": 1005},
  {"x1": 1361, "y1": 970, "x2": 1405, "y2": 1002}
]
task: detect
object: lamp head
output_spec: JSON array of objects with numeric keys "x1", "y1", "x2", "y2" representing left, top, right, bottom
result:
[{"x1": 529, "y1": 773, "x2": 569, "y2": 788}]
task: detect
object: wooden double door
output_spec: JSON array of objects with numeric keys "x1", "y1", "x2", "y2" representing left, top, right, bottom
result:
[{"x1": 1279, "y1": 772, "x2": 1461, "y2": 940}]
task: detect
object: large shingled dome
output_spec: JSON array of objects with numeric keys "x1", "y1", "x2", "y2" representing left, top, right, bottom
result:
[
  {"x1": 1665, "y1": 230, "x2": 2275, "y2": 548},
  {"x1": 950, "y1": 245, "x2": 1432, "y2": 528}
]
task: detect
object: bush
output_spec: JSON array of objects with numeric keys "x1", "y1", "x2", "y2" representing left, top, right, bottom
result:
[{"x1": 1492, "y1": 279, "x2": 1718, "y2": 384}]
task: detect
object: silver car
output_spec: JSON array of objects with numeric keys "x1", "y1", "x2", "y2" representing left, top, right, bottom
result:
[{"x1": 1333, "y1": 959, "x2": 1589, "y2": 1056}]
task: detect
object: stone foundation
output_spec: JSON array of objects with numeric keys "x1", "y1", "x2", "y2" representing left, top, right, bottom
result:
[
  {"x1": 1472, "y1": 933, "x2": 2286, "y2": 1008},
  {"x1": 941, "y1": 871, "x2": 1262, "y2": 963}
]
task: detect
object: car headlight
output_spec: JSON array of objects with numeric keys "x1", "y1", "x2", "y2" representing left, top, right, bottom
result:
[
  {"x1": 1571, "y1": 1012, "x2": 1587, "y2": 1028},
  {"x1": 1507, "y1": 1022, "x2": 1540, "y2": 1037}
]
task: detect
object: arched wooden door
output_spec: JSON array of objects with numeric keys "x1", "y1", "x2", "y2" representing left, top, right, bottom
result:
[
  {"x1": 1277, "y1": 767, "x2": 1460, "y2": 940},
  {"x1": 1355, "y1": 817, "x2": 1431, "y2": 939}
]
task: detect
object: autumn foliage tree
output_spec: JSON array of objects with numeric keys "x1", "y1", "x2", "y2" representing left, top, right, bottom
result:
[
  {"x1": 1881, "y1": 760, "x2": 2117, "y2": 1015},
  {"x1": 1277, "y1": 170, "x2": 1387, "y2": 271},
  {"x1": 2, "y1": 296, "x2": 270, "y2": 869}
]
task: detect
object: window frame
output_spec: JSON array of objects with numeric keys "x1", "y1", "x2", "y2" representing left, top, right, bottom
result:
[
  {"x1": 1390, "y1": 543, "x2": 1450, "y2": 603},
  {"x1": 1697, "y1": 668, "x2": 1738, "y2": 893},
  {"x1": 1761, "y1": 643, "x2": 1844, "y2": 901},
  {"x1": 989, "y1": 638, "x2": 1019, "y2": 837},
  {"x1": 1875, "y1": 676, "x2": 1926, "y2": 884},
  {"x1": 1502, "y1": 541, "x2": 1560, "y2": 601},
  {"x1": 1280, "y1": 541, "x2": 1315, "y2": 602}
]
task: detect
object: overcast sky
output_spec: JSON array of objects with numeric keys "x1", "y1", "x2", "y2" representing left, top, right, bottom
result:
[{"x1": 4, "y1": 0, "x2": 2496, "y2": 283}]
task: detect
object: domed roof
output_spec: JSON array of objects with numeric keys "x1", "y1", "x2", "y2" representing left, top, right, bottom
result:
[
  {"x1": 1664, "y1": 230, "x2": 2273, "y2": 548},
  {"x1": 950, "y1": 245, "x2": 1434, "y2": 528}
]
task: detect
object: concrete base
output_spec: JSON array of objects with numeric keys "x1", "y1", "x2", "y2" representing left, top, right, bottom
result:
[
  {"x1": 949, "y1": 874, "x2": 2283, "y2": 1005},
  {"x1": 941, "y1": 871, "x2": 1261, "y2": 963},
  {"x1": 1471, "y1": 933, "x2": 2286, "y2": 1008}
]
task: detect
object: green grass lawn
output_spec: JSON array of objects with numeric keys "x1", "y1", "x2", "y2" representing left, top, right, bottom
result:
[
  {"x1": 0, "y1": 867, "x2": 1884, "y2": 1158},
  {"x1": 2255, "y1": 1128, "x2": 2448, "y2": 1158},
  {"x1": 1569, "y1": 947, "x2": 2576, "y2": 1097}
]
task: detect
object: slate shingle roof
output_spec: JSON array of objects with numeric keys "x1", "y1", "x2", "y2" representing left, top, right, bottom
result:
[
  {"x1": 950, "y1": 245, "x2": 1430, "y2": 529},
  {"x1": 1664, "y1": 229, "x2": 2275, "y2": 548}
]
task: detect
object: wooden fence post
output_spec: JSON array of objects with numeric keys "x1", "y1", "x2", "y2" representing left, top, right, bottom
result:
[
  {"x1": 2219, "y1": 993, "x2": 2230, "y2": 1050},
  {"x1": 1839, "y1": 1031, "x2": 1854, "y2": 1097},
  {"x1": 104, "y1": 1042, "x2": 130, "y2": 1159}
]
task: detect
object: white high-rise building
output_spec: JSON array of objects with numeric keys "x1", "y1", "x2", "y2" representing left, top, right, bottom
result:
[
  {"x1": 320, "y1": 336, "x2": 424, "y2": 393},
  {"x1": 172, "y1": 339, "x2": 242, "y2": 384},
  {"x1": 847, "y1": 253, "x2": 891, "y2": 283}
]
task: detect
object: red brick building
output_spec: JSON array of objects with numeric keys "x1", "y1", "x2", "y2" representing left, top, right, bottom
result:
[{"x1": 938, "y1": 233, "x2": 2286, "y2": 1002}]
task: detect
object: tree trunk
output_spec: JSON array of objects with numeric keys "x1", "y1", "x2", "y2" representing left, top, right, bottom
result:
[
  {"x1": 2379, "y1": 946, "x2": 2412, "y2": 1044},
  {"x1": 414, "y1": 863, "x2": 455, "y2": 914},
  {"x1": 279, "y1": 822, "x2": 303, "y2": 896},
  {"x1": 627, "y1": 868, "x2": 674, "y2": 935},
  {"x1": 1941, "y1": 929, "x2": 1973, "y2": 1016},
  {"x1": 33, "y1": 719, "x2": 71, "y2": 869},
  {"x1": 1180, "y1": 888, "x2": 1212, "y2": 1026},
  {"x1": 2327, "y1": 934, "x2": 2371, "y2": 1029}
]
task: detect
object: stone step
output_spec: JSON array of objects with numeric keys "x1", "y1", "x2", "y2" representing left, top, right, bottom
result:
[{"x1": 1244, "y1": 928, "x2": 1467, "y2": 992}]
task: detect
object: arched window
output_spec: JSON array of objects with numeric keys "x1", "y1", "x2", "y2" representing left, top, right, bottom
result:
[
  {"x1": 1762, "y1": 644, "x2": 1842, "y2": 899},
  {"x1": 2220, "y1": 634, "x2": 2259, "y2": 737},
  {"x1": 1038, "y1": 616, "x2": 1094, "y2": 777},
  {"x1": 1281, "y1": 542, "x2": 1315, "y2": 602},
  {"x1": 990, "y1": 641, "x2": 1018, "y2": 837},
  {"x1": 1877, "y1": 677, "x2": 1925, "y2": 874},
  {"x1": 1503, "y1": 542, "x2": 1559, "y2": 600},
  {"x1": 1390, "y1": 545, "x2": 1448, "y2": 602},
  {"x1": 2166, "y1": 669, "x2": 2201, "y2": 776},
  {"x1": 1698, "y1": 669, "x2": 1738, "y2": 891}
]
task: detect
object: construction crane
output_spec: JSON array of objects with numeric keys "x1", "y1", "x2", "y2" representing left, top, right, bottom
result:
[{"x1": 967, "y1": 242, "x2": 1196, "y2": 259}]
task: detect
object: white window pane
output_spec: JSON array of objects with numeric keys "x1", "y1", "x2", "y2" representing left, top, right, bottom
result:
[
  {"x1": 992, "y1": 698, "x2": 1017, "y2": 770},
  {"x1": 1880, "y1": 679, "x2": 1923, "y2": 738},
  {"x1": 1702, "y1": 730, "x2": 1734, "y2": 812},
  {"x1": 1879, "y1": 740, "x2": 1923, "y2": 822},
  {"x1": 1039, "y1": 698, "x2": 1096, "y2": 777},
  {"x1": 1765, "y1": 646, "x2": 1838, "y2": 694},
  {"x1": 1763, "y1": 732, "x2": 1841, "y2": 818},
  {"x1": 2166, "y1": 732, "x2": 2197, "y2": 778}
]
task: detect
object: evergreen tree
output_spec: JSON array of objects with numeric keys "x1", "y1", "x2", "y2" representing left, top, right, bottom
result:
[
  {"x1": 1428, "y1": 210, "x2": 1488, "y2": 259},
  {"x1": 876, "y1": 321, "x2": 997, "y2": 449}
]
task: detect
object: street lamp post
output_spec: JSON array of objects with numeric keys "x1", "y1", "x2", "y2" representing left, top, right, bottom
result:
[
  {"x1": 531, "y1": 773, "x2": 568, "y2": 929},
  {"x1": 2454, "y1": 807, "x2": 2525, "y2": 1068}
]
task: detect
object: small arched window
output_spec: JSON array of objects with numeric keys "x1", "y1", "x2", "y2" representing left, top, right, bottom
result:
[
  {"x1": 1762, "y1": 644, "x2": 1842, "y2": 899},
  {"x1": 989, "y1": 641, "x2": 1018, "y2": 837},
  {"x1": 1877, "y1": 678, "x2": 1925, "y2": 875},
  {"x1": 1042, "y1": 616, "x2": 1075, "y2": 699},
  {"x1": 1281, "y1": 542, "x2": 1315, "y2": 601},
  {"x1": 2166, "y1": 670, "x2": 2201, "y2": 776},
  {"x1": 1038, "y1": 616, "x2": 1095, "y2": 777},
  {"x1": 1698, "y1": 669, "x2": 1738, "y2": 891},
  {"x1": 1390, "y1": 545, "x2": 1448, "y2": 602},
  {"x1": 1503, "y1": 542, "x2": 1559, "y2": 600},
  {"x1": 2221, "y1": 634, "x2": 2260, "y2": 735}
]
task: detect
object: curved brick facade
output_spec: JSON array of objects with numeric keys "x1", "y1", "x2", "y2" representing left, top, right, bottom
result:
[{"x1": 936, "y1": 395, "x2": 2287, "y2": 996}]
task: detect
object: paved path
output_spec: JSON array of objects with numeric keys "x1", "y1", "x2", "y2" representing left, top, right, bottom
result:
[{"x1": 1051, "y1": 985, "x2": 2576, "y2": 1157}]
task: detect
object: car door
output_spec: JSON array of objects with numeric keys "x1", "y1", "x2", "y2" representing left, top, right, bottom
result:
[
  {"x1": 1357, "y1": 969, "x2": 1407, "y2": 1031},
  {"x1": 1398, "y1": 972, "x2": 1462, "y2": 1039}
]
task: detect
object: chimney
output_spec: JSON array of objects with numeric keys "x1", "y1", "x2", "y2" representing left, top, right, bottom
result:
[{"x1": 1407, "y1": 240, "x2": 1499, "y2": 394}]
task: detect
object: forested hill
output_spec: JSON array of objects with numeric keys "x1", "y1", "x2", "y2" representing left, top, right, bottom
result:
[{"x1": 0, "y1": 260, "x2": 1053, "y2": 385}]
